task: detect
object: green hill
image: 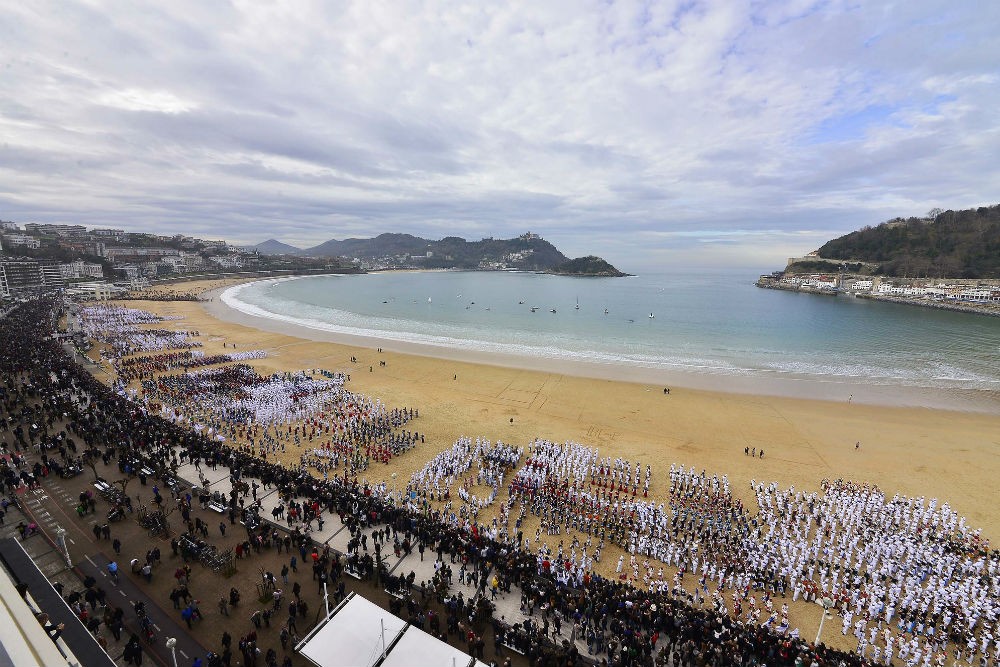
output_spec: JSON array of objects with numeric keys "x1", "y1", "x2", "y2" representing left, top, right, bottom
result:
[
  {"x1": 813, "y1": 205, "x2": 1000, "y2": 278},
  {"x1": 548, "y1": 255, "x2": 629, "y2": 277},
  {"x1": 296, "y1": 232, "x2": 571, "y2": 271}
]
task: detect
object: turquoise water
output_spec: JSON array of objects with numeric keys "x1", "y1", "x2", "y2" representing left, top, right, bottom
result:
[{"x1": 222, "y1": 271, "x2": 1000, "y2": 391}]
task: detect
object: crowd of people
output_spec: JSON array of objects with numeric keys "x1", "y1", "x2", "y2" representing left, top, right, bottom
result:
[
  {"x1": 74, "y1": 300, "x2": 430, "y2": 477},
  {"x1": 113, "y1": 349, "x2": 267, "y2": 383},
  {"x1": 751, "y1": 478, "x2": 999, "y2": 665},
  {"x1": 407, "y1": 436, "x2": 522, "y2": 520},
  {"x1": 118, "y1": 289, "x2": 205, "y2": 302},
  {"x1": 76, "y1": 304, "x2": 200, "y2": 358},
  {"x1": 7, "y1": 295, "x2": 1000, "y2": 667}
]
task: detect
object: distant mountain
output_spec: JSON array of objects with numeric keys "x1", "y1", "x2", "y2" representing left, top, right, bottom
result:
[
  {"x1": 301, "y1": 233, "x2": 428, "y2": 259},
  {"x1": 548, "y1": 255, "x2": 629, "y2": 277},
  {"x1": 254, "y1": 239, "x2": 302, "y2": 255},
  {"x1": 299, "y1": 232, "x2": 573, "y2": 271},
  {"x1": 810, "y1": 204, "x2": 1000, "y2": 278}
]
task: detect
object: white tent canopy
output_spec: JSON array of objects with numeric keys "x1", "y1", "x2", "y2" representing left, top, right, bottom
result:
[
  {"x1": 297, "y1": 593, "x2": 489, "y2": 667},
  {"x1": 381, "y1": 630, "x2": 474, "y2": 667}
]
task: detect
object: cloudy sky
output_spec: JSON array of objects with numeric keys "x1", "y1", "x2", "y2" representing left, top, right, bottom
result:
[{"x1": 1, "y1": 1, "x2": 997, "y2": 270}]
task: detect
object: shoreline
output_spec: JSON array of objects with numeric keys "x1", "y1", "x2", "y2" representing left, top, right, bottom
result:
[
  {"x1": 205, "y1": 280, "x2": 1000, "y2": 415},
  {"x1": 122, "y1": 279, "x2": 1000, "y2": 544},
  {"x1": 112, "y1": 280, "x2": 1000, "y2": 623}
]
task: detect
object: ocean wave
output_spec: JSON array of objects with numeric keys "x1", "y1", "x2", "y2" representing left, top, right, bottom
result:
[{"x1": 221, "y1": 279, "x2": 999, "y2": 391}]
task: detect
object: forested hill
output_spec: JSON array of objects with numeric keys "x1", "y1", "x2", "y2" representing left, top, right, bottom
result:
[
  {"x1": 548, "y1": 255, "x2": 629, "y2": 277},
  {"x1": 294, "y1": 232, "x2": 571, "y2": 271},
  {"x1": 817, "y1": 205, "x2": 1000, "y2": 278}
]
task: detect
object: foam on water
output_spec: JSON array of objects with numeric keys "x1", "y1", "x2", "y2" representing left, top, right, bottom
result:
[
  {"x1": 221, "y1": 273, "x2": 1000, "y2": 392},
  {"x1": 223, "y1": 280, "x2": 742, "y2": 373}
]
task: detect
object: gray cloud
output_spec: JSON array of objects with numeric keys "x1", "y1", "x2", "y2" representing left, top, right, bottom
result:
[{"x1": 0, "y1": 0, "x2": 997, "y2": 271}]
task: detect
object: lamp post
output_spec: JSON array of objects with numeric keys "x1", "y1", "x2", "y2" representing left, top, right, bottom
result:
[
  {"x1": 165, "y1": 637, "x2": 178, "y2": 667},
  {"x1": 815, "y1": 596, "x2": 834, "y2": 645}
]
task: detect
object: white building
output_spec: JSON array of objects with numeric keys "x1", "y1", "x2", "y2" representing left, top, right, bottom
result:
[
  {"x1": 183, "y1": 253, "x2": 206, "y2": 271},
  {"x1": 66, "y1": 281, "x2": 116, "y2": 301},
  {"x1": 208, "y1": 255, "x2": 243, "y2": 269},
  {"x1": 104, "y1": 247, "x2": 179, "y2": 261},
  {"x1": 23, "y1": 223, "x2": 87, "y2": 236},
  {"x1": 800, "y1": 278, "x2": 837, "y2": 289},
  {"x1": 883, "y1": 284, "x2": 933, "y2": 296},
  {"x1": 851, "y1": 280, "x2": 873, "y2": 291},
  {"x1": 959, "y1": 288, "x2": 1000, "y2": 302},
  {"x1": 160, "y1": 256, "x2": 188, "y2": 273},
  {"x1": 116, "y1": 264, "x2": 141, "y2": 280},
  {"x1": 90, "y1": 228, "x2": 128, "y2": 241},
  {"x1": 2, "y1": 233, "x2": 41, "y2": 249},
  {"x1": 59, "y1": 261, "x2": 104, "y2": 279}
]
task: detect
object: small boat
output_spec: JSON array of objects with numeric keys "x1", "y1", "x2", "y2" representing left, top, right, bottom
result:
[
  {"x1": 530, "y1": 307, "x2": 538, "y2": 312},
  {"x1": 550, "y1": 308, "x2": 557, "y2": 313},
  {"x1": 604, "y1": 308, "x2": 609, "y2": 315},
  {"x1": 428, "y1": 297, "x2": 432, "y2": 303},
  {"x1": 575, "y1": 296, "x2": 580, "y2": 310},
  {"x1": 649, "y1": 313, "x2": 655, "y2": 319},
  {"x1": 518, "y1": 300, "x2": 524, "y2": 305},
  {"x1": 382, "y1": 300, "x2": 388, "y2": 304}
]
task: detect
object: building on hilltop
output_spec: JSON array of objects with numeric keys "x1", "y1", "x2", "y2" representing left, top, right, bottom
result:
[
  {"x1": 22, "y1": 223, "x2": 87, "y2": 236},
  {"x1": 208, "y1": 255, "x2": 243, "y2": 269},
  {"x1": 90, "y1": 228, "x2": 129, "y2": 241}
]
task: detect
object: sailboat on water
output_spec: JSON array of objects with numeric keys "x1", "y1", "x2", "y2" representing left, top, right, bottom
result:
[{"x1": 575, "y1": 296, "x2": 580, "y2": 310}]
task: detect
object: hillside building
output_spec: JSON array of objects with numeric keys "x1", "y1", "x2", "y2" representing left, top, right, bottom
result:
[
  {"x1": 2, "y1": 234, "x2": 41, "y2": 250},
  {"x1": 59, "y1": 261, "x2": 104, "y2": 280},
  {"x1": 22, "y1": 223, "x2": 87, "y2": 236}
]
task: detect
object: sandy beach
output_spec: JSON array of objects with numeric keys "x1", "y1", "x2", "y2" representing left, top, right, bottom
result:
[
  {"x1": 123, "y1": 278, "x2": 1000, "y2": 541},
  {"x1": 102, "y1": 277, "x2": 1000, "y2": 649}
]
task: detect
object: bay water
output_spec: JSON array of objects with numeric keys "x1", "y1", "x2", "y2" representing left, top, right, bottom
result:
[{"x1": 221, "y1": 271, "x2": 1000, "y2": 392}]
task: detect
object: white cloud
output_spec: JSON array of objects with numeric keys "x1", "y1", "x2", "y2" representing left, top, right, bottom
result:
[
  {"x1": 98, "y1": 89, "x2": 196, "y2": 114},
  {"x1": 0, "y1": 0, "x2": 997, "y2": 271}
]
